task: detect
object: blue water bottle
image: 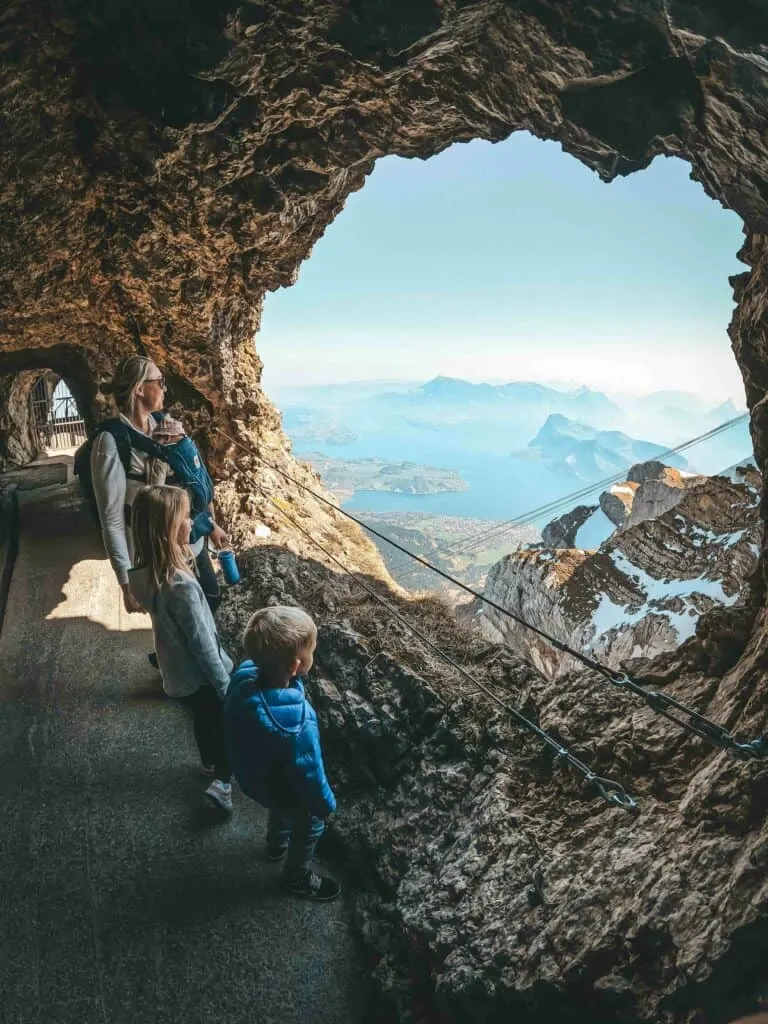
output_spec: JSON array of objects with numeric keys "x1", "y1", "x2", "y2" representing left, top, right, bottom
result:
[{"x1": 218, "y1": 549, "x2": 241, "y2": 585}]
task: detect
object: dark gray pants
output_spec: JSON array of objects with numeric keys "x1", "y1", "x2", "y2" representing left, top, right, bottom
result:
[
  {"x1": 178, "y1": 685, "x2": 230, "y2": 782},
  {"x1": 266, "y1": 808, "x2": 325, "y2": 881}
]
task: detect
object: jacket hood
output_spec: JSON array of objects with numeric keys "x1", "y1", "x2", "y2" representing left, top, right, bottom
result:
[
  {"x1": 127, "y1": 565, "x2": 155, "y2": 612},
  {"x1": 231, "y1": 660, "x2": 307, "y2": 733}
]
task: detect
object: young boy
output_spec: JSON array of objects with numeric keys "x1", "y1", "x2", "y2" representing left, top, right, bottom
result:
[{"x1": 223, "y1": 606, "x2": 340, "y2": 901}]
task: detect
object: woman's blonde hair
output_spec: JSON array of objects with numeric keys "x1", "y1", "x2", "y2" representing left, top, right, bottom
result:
[
  {"x1": 103, "y1": 355, "x2": 153, "y2": 414},
  {"x1": 243, "y1": 606, "x2": 317, "y2": 676},
  {"x1": 132, "y1": 485, "x2": 192, "y2": 588}
]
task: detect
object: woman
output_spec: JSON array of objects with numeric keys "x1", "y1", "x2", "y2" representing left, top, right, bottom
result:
[{"x1": 91, "y1": 355, "x2": 227, "y2": 615}]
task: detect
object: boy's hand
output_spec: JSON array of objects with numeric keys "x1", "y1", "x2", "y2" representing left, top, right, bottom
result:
[{"x1": 209, "y1": 523, "x2": 229, "y2": 550}]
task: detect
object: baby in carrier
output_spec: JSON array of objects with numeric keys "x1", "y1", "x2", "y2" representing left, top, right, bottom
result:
[{"x1": 151, "y1": 417, "x2": 216, "y2": 544}]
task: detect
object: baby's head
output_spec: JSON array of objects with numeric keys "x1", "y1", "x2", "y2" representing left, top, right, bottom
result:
[
  {"x1": 243, "y1": 605, "x2": 317, "y2": 686},
  {"x1": 154, "y1": 417, "x2": 186, "y2": 446}
]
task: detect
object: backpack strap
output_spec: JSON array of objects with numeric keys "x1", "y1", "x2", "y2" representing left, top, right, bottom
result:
[
  {"x1": 96, "y1": 419, "x2": 134, "y2": 478},
  {"x1": 125, "y1": 427, "x2": 167, "y2": 462},
  {"x1": 96, "y1": 416, "x2": 170, "y2": 480}
]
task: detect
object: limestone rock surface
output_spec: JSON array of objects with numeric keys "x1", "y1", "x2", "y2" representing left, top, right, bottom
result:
[
  {"x1": 471, "y1": 470, "x2": 762, "y2": 680},
  {"x1": 625, "y1": 463, "x2": 705, "y2": 529},
  {"x1": 219, "y1": 532, "x2": 768, "y2": 1024},
  {"x1": 542, "y1": 503, "x2": 597, "y2": 548},
  {"x1": 599, "y1": 481, "x2": 640, "y2": 528},
  {"x1": 596, "y1": 465, "x2": 704, "y2": 533}
]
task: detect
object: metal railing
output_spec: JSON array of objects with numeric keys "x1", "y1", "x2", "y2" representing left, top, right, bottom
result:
[{"x1": 30, "y1": 375, "x2": 87, "y2": 452}]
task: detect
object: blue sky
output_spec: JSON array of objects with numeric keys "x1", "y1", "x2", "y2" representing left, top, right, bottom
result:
[{"x1": 258, "y1": 131, "x2": 747, "y2": 402}]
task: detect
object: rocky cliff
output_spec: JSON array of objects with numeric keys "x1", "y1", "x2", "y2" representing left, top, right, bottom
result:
[
  {"x1": 544, "y1": 461, "x2": 704, "y2": 547},
  {"x1": 471, "y1": 467, "x2": 762, "y2": 680},
  {"x1": 542, "y1": 503, "x2": 596, "y2": 548},
  {"x1": 621, "y1": 462, "x2": 703, "y2": 529},
  {"x1": 2, "y1": 2, "x2": 768, "y2": 1022},
  {"x1": 219, "y1": 523, "x2": 768, "y2": 1024}
]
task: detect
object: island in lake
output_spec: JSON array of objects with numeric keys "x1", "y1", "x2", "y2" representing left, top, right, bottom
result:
[{"x1": 300, "y1": 454, "x2": 469, "y2": 503}]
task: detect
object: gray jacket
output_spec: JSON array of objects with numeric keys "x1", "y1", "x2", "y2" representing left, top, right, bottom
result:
[{"x1": 128, "y1": 566, "x2": 233, "y2": 699}]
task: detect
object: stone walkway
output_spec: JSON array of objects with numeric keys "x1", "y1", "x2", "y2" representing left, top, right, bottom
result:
[{"x1": 0, "y1": 474, "x2": 370, "y2": 1024}]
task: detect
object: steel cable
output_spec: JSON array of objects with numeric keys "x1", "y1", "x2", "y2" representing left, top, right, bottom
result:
[
  {"x1": 216, "y1": 425, "x2": 767, "y2": 763},
  {"x1": 242, "y1": 471, "x2": 639, "y2": 813}
]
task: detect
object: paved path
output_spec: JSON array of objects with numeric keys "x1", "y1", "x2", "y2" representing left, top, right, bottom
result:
[{"x1": 0, "y1": 475, "x2": 370, "y2": 1024}]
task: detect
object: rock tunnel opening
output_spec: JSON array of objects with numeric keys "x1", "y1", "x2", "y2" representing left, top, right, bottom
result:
[
  {"x1": 28, "y1": 373, "x2": 87, "y2": 454},
  {"x1": 257, "y1": 133, "x2": 755, "y2": 622},
  {"x1": 0, "y1": 347, "x2": 95, "y2": 470}
]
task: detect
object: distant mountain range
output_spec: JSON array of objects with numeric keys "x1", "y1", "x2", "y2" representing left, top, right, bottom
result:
[
  {"x1": 522, "y1": 414, "x2": 688, "y2": 479},
  {"x1": 417, "y1": 376, "x2": 621, "y2": 415},
  {"x1": 627, "y1": 391, "x2": 741, "y2": 421},
  {"x1": 384, "y1": 376, "x2": 623, "y2": 432},
  {"x1": 268, "y1": 376, "x2": 751, "y2": 521}
]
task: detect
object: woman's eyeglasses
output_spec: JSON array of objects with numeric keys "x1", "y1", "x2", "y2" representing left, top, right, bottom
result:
[{"x1": 146, "y1": 376, "x2": 166, "y2": 389}]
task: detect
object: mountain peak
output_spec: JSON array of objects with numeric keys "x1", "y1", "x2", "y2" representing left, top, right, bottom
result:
[
  {"x1": 531, "y1": 413, "x2": 596, "y2": 444},
  {"x1": 420, "y1": 376, "x2": 494, "y2": 398},
  {"x1": 526, "y1": 414, "x2": 687, "y2": 477},
  {"x1": 709, "y1": 398, "x2": 741, "y2": 419}
]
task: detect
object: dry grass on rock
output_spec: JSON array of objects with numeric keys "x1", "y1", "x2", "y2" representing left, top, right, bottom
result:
[{"x1": 216, "y1": 539, "x2": 531, "y2": 708}]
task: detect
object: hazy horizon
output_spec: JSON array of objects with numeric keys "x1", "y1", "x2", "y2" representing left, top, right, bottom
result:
[
  {"x1": 257, "y1": 131, "x2": 746, "y2": 404},
  {"x1": 267, "y1": 373, "x2": 748, "y2": 410}
]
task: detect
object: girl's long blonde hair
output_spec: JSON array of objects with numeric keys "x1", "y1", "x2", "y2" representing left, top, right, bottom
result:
[
  {"x1": 132, "y1": 485, "x2": 192, "y2": 588},
  {"x1": 103, "y1": 355, "x2": 152, "y2": 416}
]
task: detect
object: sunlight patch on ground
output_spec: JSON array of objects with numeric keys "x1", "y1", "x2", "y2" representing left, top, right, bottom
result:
[{"x1": 45, "y1": 559, "x2": 151, "y2": 631}]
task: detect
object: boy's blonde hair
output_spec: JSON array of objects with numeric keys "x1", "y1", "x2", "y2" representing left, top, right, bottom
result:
[
  {"x1": 132, "y1": 485, "x2": 192, "y2": 588},
  {"x1": 243, "y1": 606, "x2": 317, "y2": 673}
]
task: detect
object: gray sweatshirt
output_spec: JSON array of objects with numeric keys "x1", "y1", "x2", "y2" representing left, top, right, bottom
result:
[{"x1": 128, "y1": 566, "x2": 233, "y2": 699}]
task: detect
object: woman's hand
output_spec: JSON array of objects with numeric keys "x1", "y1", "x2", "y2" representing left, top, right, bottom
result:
[
  {"x1": 209, "y1": 523, "x2": 229, "y2": 550},
  {"x1": 121, "y1": 583, "x2": 143, "y2": 614}
]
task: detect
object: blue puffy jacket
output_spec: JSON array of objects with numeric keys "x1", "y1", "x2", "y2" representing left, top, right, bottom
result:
[{"x1": 223, "y1": 660, "x2": 336, "y2": 818}]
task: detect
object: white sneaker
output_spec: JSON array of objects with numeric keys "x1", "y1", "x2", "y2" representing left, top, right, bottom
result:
[{"x1": 205, "y1": 779, "x2": 233, "y2": 813}]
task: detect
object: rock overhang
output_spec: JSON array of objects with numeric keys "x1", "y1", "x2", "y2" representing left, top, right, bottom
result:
[{"x1": 1, "y1": 2, "x2": 767, "y2": 392}]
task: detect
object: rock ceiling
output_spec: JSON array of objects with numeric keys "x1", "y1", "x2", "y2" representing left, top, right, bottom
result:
[{"x1": 1, "y1": 0, "x2": 767, "y2": 443}]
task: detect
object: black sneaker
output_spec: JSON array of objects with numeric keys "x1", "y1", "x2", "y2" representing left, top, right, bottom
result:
[
  {"x1": 147, "y1": 652, "x2": 159, "y2": 670},
  {"x1": 265, "y1": 844, "x2": 288, "y2": 863},
  {"x1": 281, "y1": 871, "x2": 341, "y2": 902}
]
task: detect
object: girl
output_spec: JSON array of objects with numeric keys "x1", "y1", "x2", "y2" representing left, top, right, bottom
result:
[
  {"x1": 128, "y1": 485, "x2": 234, "y2": 812},
  {"x1": 91, "y1": 355, "x2": 227, "y2": 616}
]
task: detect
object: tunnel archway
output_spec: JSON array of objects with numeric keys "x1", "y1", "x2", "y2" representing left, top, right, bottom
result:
[
  {"x1": 29, "y1": 373, "x2": 87, "y2": 453},
  {"x1": 0, "y1": 345, "x2": 97, "y2": 470},
  {"x1": 0, "y1": 369, "x2": 88, "y2": 468}
]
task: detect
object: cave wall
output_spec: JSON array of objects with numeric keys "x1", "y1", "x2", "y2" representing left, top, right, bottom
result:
[
  {"x1": 1, "y1": 0, "x2": 767, "y2": 436},
  {"x1": 0, "y1": 370, "x2": 43, "y2": 468}
]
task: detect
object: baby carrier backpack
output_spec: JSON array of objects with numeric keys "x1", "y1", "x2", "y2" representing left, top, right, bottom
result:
[{"x1": 74, "y1": 415, "x2": 214, "y2": 537}]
